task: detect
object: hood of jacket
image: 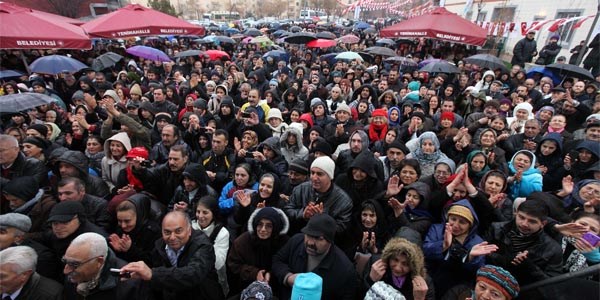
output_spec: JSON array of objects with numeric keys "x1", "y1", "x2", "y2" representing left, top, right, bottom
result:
[
  {"x1": 182, "y1": 162, "x2": 209, "y2": 186},
  {"x1": 280, "y1": 126, "x2": 303, "y2": 148},
  {"x1": 352, "y1": 84, "x2": 378, "y2": 101},
  {"x1": 381, "y1": 237, "x2": 426, "y2": 278},
  {"x1": 247, "y1": 206, "x2": 289, "y2": 236},
  {"x1": 443, "y1": 199, "x2": 480, "y2": 237},
  {"x1": 348, "y1": 129, "x2": 370, "y2": 151},
  {"x1": 509, "y1": 149, "x2": 539, "y2": 176},
  {"x1": 258, "y1": 136, "x2": 283, "y2": 157},
  {"x1": 348, "y1": 151, "x2": 378, "y2": 180},
  {"x1": 482, "y1": 70, "x2": 496, "y2": 81},
  {"x1": 565, "y1": 179, "x2": 600, "y2": 208},
  {"x1": 282, "y1": 88, "x2": 299, "y2": 104},
  {"x1": 124, "y1": 192, "x2": 153, "y2": 232},
  {"x1": 103, "y1": 132, "x2": 132, "y2": 160},
  {"x1": 536, "y1": 133, "x2": 563, "y2": 162},
  {"x1": 55, "y1": 150, "x2": 89, "y2": 177},
  {"x1": 399, "y1": 181, "x2": 431, "y2": 210}
]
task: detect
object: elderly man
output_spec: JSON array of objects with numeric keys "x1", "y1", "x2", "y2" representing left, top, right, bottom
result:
[
  {"x1": 240, "y1": 89, "x2": 271, "y2": 123},
  {"x1": 283, "y1": 156, "x2": 353, "y2": 237},
  {"x1": 63, "y1": 233, "x2": 143, "y2": 300},
  {"x1": 120, "y1": 211, "x2": 223, "y2": 300},
  {"x1": 56, "y1": 177, "x2": 110, "y2": 230},
  {"x1": 272, "y1": 213, "x2": 357, "y2": 299},
  {"x1": 0, "y1": 246, "x2": 63, "y2": 300},
  {"x1": 0, "y1": 135, "x2": 47, "y2": 186},
  {"x1": 505, "y1": 119, "x2": 542, "y2": 159}
]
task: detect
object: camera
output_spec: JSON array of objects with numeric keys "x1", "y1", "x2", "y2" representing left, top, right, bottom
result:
[
  {"x1": 568, "y1": 150, "x2": 579, "y2": 161},
  {"x1": 141, "y1": 160, "x2": 152, "y2": 168},
  {"x1": 241, "y1": 112, "x2": 252, "y2": 118},
  {"x1": 245, "y1": 151, "x2": 257, "y2": 157}
]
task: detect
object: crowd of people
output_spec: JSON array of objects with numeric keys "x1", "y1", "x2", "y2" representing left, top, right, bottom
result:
[{"x1": 0, "y1": 22, "x2": 599, "y2": 300}]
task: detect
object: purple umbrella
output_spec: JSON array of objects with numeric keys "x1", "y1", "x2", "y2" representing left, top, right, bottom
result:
[
  {"x1": 126, "y1": 45, "x2": 171, "y2": 62},
  {"x1": 418, "y1": 58, "x2": 442, "y2": 68}
]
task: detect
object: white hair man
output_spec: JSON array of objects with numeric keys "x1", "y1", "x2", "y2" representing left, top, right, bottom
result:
[
  {"x1": 63, "y1": 232, "x2": 142, "y2": 299},
  {"x1": 0, "y1": 245, "x2": 63, "y2": 300}
]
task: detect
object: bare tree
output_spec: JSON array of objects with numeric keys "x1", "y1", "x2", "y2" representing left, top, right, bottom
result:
[{"x1": 46, "y1": 0, "x2": 87, "y2": 18}]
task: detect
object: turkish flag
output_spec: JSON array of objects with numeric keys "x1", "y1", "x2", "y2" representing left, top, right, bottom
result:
[{"x1": 521, "y1": 22, "x2": 528, "y2": 35}]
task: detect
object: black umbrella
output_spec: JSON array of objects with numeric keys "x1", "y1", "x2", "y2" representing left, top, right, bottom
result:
[
  {"x1": 545, "y1": 63, "x2": 594, "y2": 80},
  {"x1": 363, "y1": 28, "x2": 377, "y2": 34},
  {"x1": 208, "y1": 26, "x2": 220, "y2": 31},
  {"x1": 245, "y1": 28, "x2": 262, "y2": 37},
  {"x1": 465, "y1": 54, "x2": 508, "y2": 71},
  {"x1": 0, "y1": 93, "x2": 56, "y2": 113},
  {"x1": 376, "y1": 38, "x2": 395, "y2": 46},
  {"x1": 316, "y1": 31, "x2": 336, "y2": 40},
  {"x1": 419, "y1": 60, "x2": 460, "y2": 74},
  {"x1": 289, "y1": 26, "x2": 302, "y2": 33},
  {"x1": 365, "y1": 46, "x2": 397, "y2": 57},
  {"x1": 284, "y1": 32, "x2": 316, "y2": 44},
  {"x1": 174, "y1": 50, "x2": 204, "y2": 58},
  {"x1": 92, "y1": 52, "x2": 123, "y2": 71}
]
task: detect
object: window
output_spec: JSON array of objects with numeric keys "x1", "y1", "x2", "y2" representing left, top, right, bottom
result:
[
  {"x1": 554, "y1": 10, "x2": 583, "y2": 47},
  {"x1": 491, "y1": 6, "x2": 515, "y2": 22},
  {"x1": 476, "y1": 11, "x2": 487, "y2": 22}
]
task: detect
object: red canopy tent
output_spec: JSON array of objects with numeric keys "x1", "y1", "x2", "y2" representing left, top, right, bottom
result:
[
  {"x1": 0, "y1": 2, "x2": 91, "y2": 49},
  {"x1": 82, "y1": 4, "x2": 205, "y2": 38},
  {"x1": 31, "y1": 9, "x2": 84, "y2": 25},
  {"x1": 380, "y1": 7, "x2": 487, "y2": 46}
]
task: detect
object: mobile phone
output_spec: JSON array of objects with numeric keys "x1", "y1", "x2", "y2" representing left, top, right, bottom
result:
[
  {"x1": 582, "y1": 232, "x2": 600, "y2": 247},
  {"x1": 241, "y1": 112, "x2": 252, "y2": 118},
  {"x1": 109, "y1": 268, "x2": 131, "y2": 278}
]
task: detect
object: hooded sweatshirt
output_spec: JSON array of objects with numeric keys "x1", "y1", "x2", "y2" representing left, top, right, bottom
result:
[
  {"x1": 279, "y1": 127, "x2": 308, "y2": 163},
  {"x1": 101, "y1": 132, "x2": 132, "y2": 192}
]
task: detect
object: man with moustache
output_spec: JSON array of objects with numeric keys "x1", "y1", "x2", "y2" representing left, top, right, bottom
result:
[{"x1": 272, "y1": 213, "x2": 357, "y2": 299}]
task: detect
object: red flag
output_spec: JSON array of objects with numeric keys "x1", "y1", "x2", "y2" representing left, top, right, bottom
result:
[
  {"x1": 521, "y1": 22, "x2": 528, "y2": 35},
  {"x1": 509, "y1": 22, "x2": 516, "y2": 32},
  {"x1": 574, "y1": 15, "x2": 594, "y2": 29},
  {"x1": 548, "y1": 19, "x2": 567, "y2": 32}
]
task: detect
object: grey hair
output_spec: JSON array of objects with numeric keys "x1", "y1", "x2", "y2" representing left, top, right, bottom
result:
[
  {"x1": 69, "y1": 232, "x2": 108, "y2": 258},
  {"x1": 0, "y1": 246, "x2": 38, "y2": 273},
  {"x1": 0, "y1": 134, "x2": 18, "y2": 147}
]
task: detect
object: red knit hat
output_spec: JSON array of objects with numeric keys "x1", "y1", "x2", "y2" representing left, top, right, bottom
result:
[
  {"x1": 371, "y1": 108, "x2": 388, "y2": 119},
  {"x1": 440, "y1": 111, "x2": 455, "y2": 122}
]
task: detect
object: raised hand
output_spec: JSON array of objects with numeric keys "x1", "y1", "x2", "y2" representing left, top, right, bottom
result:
[
  {"x1": 489, "y1": 193, "x2": 506, "y2": 208},
  {"x1": 561, "y1": 175, "x2": 574, "y2": 195},
  {"x1": 468, "y1": 241, "x2": 498, "y2": 261},
  {"x1": 257, "y1": 201, "x2": 266, "y2": 209},
  {"x1": 385, "y1": 175, "x2": 402, "y2": 197},
  {"x1": 511, "y1": 250, "x2": 528, "y2": 265},
  {"x1": 236, "y1": 191, "x2": 252, "y2": 207},
  {"x1": 554, "y1": 222, "x2": 588, "y2": 238},
  {"x1": 368, "y1": 259, "x2": 387, "y2": 282},
  {"x1": 412, "y1": 276, "x2": 429, "y2": 300},
  {"x1": 388, "y1": 197, "x2": 406, "y2": 218},
  {"x1": 443, "y1": 223, "x2": 453, "y2": 252}
]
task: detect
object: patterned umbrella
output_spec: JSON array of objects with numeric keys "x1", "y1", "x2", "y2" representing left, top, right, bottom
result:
[
  {"x1": 0, "y1": 93, "x2": 56, "y2": 113},
  {"x1": 337, "y1": 34, "x2": 360, "y2": 44}
]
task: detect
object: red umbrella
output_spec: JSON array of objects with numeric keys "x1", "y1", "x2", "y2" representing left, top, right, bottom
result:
[
  {"x1": 82, "y1": 4, "x2": 205, "y2": 38},
  {"x1": 380, "y1": 7, "x2": 487, "y2": 46},
  {"x1": 306, "y1": 39, "x2": 337, "y2": 48},
  {"x1": 0, "y1": 2, "x2": 91, "y2": 49},
  {"x1": 31, "y1": 9, "x2": 84, "y2": 25},
  {"x1": 205, "y1": 50, "x2": 230, "y2": 61}
]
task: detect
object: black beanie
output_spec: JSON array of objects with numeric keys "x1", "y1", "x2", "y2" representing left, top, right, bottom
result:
[
  {"x1": 28, "y1": 124, "x2": 48, "y2": 137},
  {"x1": 22, "y1": 136, "x2": 49, "y2": 150},
  {"x1": 2, "y1": 177, "x2": 39, "y2": 201}
]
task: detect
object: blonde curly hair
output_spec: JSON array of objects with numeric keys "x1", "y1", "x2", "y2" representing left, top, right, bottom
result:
[{"x1": 381, "y1": 237, "x2": 427, "y2": 278}]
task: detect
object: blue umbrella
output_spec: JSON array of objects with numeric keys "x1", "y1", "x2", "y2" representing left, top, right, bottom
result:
[
  {"x1": 0, "y1": 70, "x2": 23, "y2": 79},
  {"x1": 126, "y1": 46, "x2": 171, "y2": 62},
  {"x1": 320, "y1": 53, "x2": 340, "y2": 65},
  {"x1": 225, "y1": 28, "x2": 240, "y2": 35},
  {"x1": 263, "y1": 50, "x2": 289, "y2": 63},
  {"x1": 30, "y1": 55, "x2": 88, "y2": 75},
  {"x1": 354, "y1": 22, "x2": 370, "y2": 29},
  {"x1": 527, "y1": 66, "x2": 561, "y2": 85}
]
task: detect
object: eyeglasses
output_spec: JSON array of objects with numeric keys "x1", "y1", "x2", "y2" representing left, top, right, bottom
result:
[{"x1": 62, "y1": 255, "x2": 102, "y2": 269}]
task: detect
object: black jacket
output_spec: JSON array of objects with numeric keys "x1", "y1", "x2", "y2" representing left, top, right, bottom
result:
[
  {"x1": 15, "y1": 272, "x2": 63, "y2": 300},
  {"x1": 0, "y1": 152, "x2": 47, "y2": 186},
  {"x1": 511, "y1": 37, "x2": 537, "y2": 67},
  {"x1": 82, "y1": 194, "x2": 111, "y2": 230},
  {"x1": 53, "y1": 150, "x2": 110, "y2": 199},
  {"x1": 133, "y1": 162, "x2": 187, "y2": 205},
  {"x1": 149, "y1": 230, "x2": 224, "y2": 300},
  {"x1": 272, "y1": 233, "x2": 357, "y2": 300}
]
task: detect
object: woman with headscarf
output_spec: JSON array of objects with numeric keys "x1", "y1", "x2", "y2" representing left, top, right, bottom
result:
[
  {"x1": 508, "y1": 102, "x2": 533, "y2": 134},
  {"x1": 473, "y1": 128, "x2": 509, "y2": 175},
  {"x1": 219, "y1": 163, "x2": 259, "y2": 215},
  {"x1": 459, "y1": 150, "x2": 491, "y2": 187},
  {"x1": 371, "y1": 127, "x2": 400, "y2": 157},
  {"x1": 335, "y1": 151, "x2": 384, "y2": 213},
  {"x1": 234, "y1": 173, "x2": 284, "y2": 230},
  {"x1": 387, "y1": 106, "x2": 402, "y2": 129},
  {"x1": 387, "y1": 182, "x2": 434, "y2": 240},
  {"x1": 563, "y1": 140, "x2": 600, "y2": 183},
  {"x1": 345, "y1": 199, "x2": 391, "y2": 257},
  {"x1": 470, "y1": 170, "x2": 514, "y2": 235},
  {"x1": 507, "y1": 150, "x2": 543, "y2": 198},
  {"x1": 364, "y1": 238, "x2": 434, "y2": 300},
  {"x1": 535, "y1": 133, "x2": 565, "y2": 191},
  {"x1": 535, "y1": 105, "x2": 555, "y2": 131},
  {"x1": 406, "y1": 131, "x2": 452, "y2": 178},
  {"x1": 227, "y1": 207, "x2": 289, "y2": 296}
]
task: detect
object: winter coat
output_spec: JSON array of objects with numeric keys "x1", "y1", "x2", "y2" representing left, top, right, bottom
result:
[
  {"x1": 335, "y1": 151, "x2": 385, "y2": 213},
  {"x1": 423, "y1": 200, "x2": 485, "y2": 295},
  {"x1": 272, "y1": 233, "x2": 357, "y2": 300},
  {"x1": 13, "y1": 272, "x2": 62, "y2": 300},
  {"x1": 536, "y1": 133, "x2": 565, "y2": 191},
  {"x1": 508, "y1": 150, "x2": 543, "y2": 198},
  {"x1": 81, "y1": 194, "x2": 111, "y2": 230},
  {"x1": 279, "y1": 127, "x2": 309, "y2": 163},
  {"x1": 484, "y1": 220, "x2": 563, "y2": 285},
  {"x1": 0, "y1": 152, "x2": 47, "y2": 187},
  {"x1": 132, "y1": 162, "x2": 189, "y2": 205},
  {"x1": 583, "y1": 33, "x2": 600, "y2": 70},
  {"x1": 283, "y1": 181, "x2": 353, "y2": 236},
  {"x1": 10, "y1": 188, "x2": 55, "y2": 235},
  {"x1": 38, "y1": 219, "x2": 108, "y2": 263},
  {"x1": 388, "y1": 182, "x2": 434, "y2": 238},
  {"x1": 63, "y1": 249, "x2": 145, "y2": 300},
  {"x1": 323, "y1": 118, "x2": 357, "y2": 149},
  {"x1": 511, "y1": 37, "x2": 538, "y2": 67},
  {"x1": 201, "y1": 149, "x2": 237, "y2": 193},
  {"x1": 218, "y1": 180, "x2": 259, "y2": 215},
  {"x1": 113, "y1": 193, "x2": 161, "y2": 265},
  {"x1": 53, "y1": 150, "x2": 110, "y2": 199},
  {"x1": 149, "y1": 138, "x2": 190, "y2": 165},
  {"x1": 253, "y1": 137, "x2": 289, "y2": 180},
  {"x1": 473, "y1": 70, "x2": 495, "y2": 94},
  {"x1": 536, "y1": 42, "x2": 562, "y2": 65},
  {"x1": 149, "y1": 230, "x2": 224, "y2": 300},
  {"x1": 101, "y1": 132, "x2": 132, "y2": 193},
  {"x1": 227, "y1": 208, "x2": 290, "y2": 294}
]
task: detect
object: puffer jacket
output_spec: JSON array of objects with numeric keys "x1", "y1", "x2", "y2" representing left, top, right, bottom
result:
[
  {"x1": 508, "y1": 150, "x2": 543, "y2": 198},
  {"x1": 54, "y1": 150, "x2": 110, "y2": 199},
  {"x1": 279, "y1": 127, "x2": 308, "y2": 163},
  {"x1": 283, "y1": 181, "x2": 353, "y2": 237},
  {"x1": 101, "y1": 132, "x2": 132, "y2": 193},
  {"x1": 150, "y1": 230, "x2": 224, "y2": 300}
]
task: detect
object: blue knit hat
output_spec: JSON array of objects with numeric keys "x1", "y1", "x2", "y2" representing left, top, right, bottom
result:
[
  {"x1": 291, "y1": 273, "x2": 322, "y2": 300},
  {"x1": 476, "y1": 265, "x2": 519, "y2": 299}
]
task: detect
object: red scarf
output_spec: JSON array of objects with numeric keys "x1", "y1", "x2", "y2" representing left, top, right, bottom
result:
[
  {"x1": 126, "y1": 166, "x2": 144, "y2": 191},
  {"x1": 369, "y1": 123, "x2": 388, "y2": 142}
]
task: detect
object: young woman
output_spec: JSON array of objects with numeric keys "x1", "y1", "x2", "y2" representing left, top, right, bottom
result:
[
  {"x1": 101, "y1": 132, "x2": 132, "y2": 195},
  {"x1": 227, "y1": 207, "x2": 289, "y2": 296},
  {"x1": 372, "y1": 127, "x2": 399, "y2": 157},
  {"x1": 473, "y1": 128, "x2": 509, "y2": 175},
  {"x1": 507, "y1": 150, "x2": 543, "y2": 198},
  {"x1": 219, "y1": 163, "x2": 259, "y2": 215},
  {"x1": 470, "y1": 170, "x2": 514, "y2": 235},
  {"x1": 536, "y1": 133, "x2": 565, "y2": 191},
  {"x1": 387, "y1": 182, "x2": 434, "y2": 239},
  {"x1": 109, "y1": 193, "x2": 161, "y2": 265},
  {"x1": 335, "y1": 152, "x2": 385, "y2": 211},
  {"x1": 563, "y1": 140, "x2": 600, "y2": 182},
  {"x1": 192, "y1": 195, "x2": 230, "y2": 295},
  {"x1": 21, "y1": 137, "x2": 49, "y2": 162},
  {"x1": 85, "y1": 135, "x2": 104, "y2": 176},
  {"x1": 388, "y1": 106, "x2": 402, "y2": 129},
  {"x1": 364, "y1": 238, "x2": 434, "y2": 300}
]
